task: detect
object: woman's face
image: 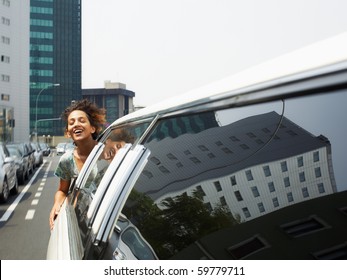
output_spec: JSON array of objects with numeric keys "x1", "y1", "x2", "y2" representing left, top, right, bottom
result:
[
  {"x1": 66, "y1": 110, "x2": 96, "y2": 142},
  {"x1": 103, "y1": 139, "x2": 126, "y2": 161}
]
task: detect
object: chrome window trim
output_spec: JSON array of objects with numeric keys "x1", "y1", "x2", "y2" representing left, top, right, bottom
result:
[
  {"x1": 86, "y1": 143, "x2": 133, "y2": 226},
  {"x1": 91, "y1": 145, "x2": 150, "y2": 245},
  {"x1": 74, "y1": 142, "x2": 105, "y2": 191}
]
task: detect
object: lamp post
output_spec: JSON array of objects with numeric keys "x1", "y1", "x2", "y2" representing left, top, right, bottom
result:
[{"x1": 34, "y1": 83, "x2": 60, "y2": 141}]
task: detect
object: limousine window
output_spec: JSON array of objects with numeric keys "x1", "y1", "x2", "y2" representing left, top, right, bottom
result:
[
  {"x1": 117, "y1": 91, "x2": 347, "y2": 259},
  {"x1": 72, "y1": 122, "x2": 151, "y2": 247}
]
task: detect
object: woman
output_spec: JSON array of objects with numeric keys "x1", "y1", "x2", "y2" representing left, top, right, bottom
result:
[{"x1": 49, "y1": 99, "x2": 106, "y2": 230}]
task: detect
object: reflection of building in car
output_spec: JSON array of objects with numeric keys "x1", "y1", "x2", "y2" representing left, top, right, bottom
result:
[
  {"x1": 103, "y1": 213, "x2": 158, "y2": 260},
  {"x1": 139, "y1": 111, "x2": 336, "y2": 222}
]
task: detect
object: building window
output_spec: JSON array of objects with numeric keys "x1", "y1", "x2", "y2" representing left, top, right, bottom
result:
[
  {"x1": 317, "y1": 183, "x2": 325, "y2": 194},
  {"x1": 257, "y1": 202, "x2": 265, "y2": 213},
  {"x1": 221, "y1": 147, "x2": 233, "y2": 154},
  {"x1": 268, "y1": 182, "x2": 275, "y2": 193},
  {"x1": 272, "y1": 197, "x2": 279, "y2": 208},
  {"x1": 234, "y1": 191, "x2": 243, "y2": 201},
  {"x1": 1, "y1": 35, "x2": 10, "y2": 44},
  {"x1": 230, "y1": 136, "x2": 240, "y2": 142},
  {"x1": 189, "y1": 157, "x2": 201, "y2": 164},
  {"x1": 313, "y1": 151, "x2": 320, "y2": 162},
  {"x1": 215, "y1": 141, "x2": 223, "y2": 146},
  {"x1": 198, "y1": 145, "x2": 208, "y2": 151},
  {"x1": 230, "y1": 175, "x2": 237, "y2": 186},
  {"x1": 297, "y1": 156, "x2": 304, "y2": 167},
  {"x1": 315, "y1": 167, "x2": 322, "y2": 178},
  {"x1": 245, "y1": 170, "x2": 253, "y2": 181},
  {"x1": 207, "y1": 153, "x2": 216, "y2": 159},
  {"x1": 214, "y1": 181, "x2": 222, "y2": 192},
  {"x1": 251, "y1": 186, "x2": 260, "y2": 197},
  {"x1": 299, "y1": 172, "x2": 306, "y2": 182},
  {"x1": 284, "y1": 177, "x2": 290, "y2": 188},
  {"x1": 281, "y1": 161, "x2": 288, "y2": 172},
  {"x1": 227, "y1": 235, "x2": 269, "y2": 260},
  {"x1": 312, "y1": 242, "x2": 347, "y2": 260},
  {"x1": 263, "y1": 165, "x2": 271, "y2": 177},
  {"x1": 246, "y1": 132, "x2": 256, "y2": 138},
  {"x1": 287, "y1": 192, "x2": 294, "y2": 203},
  {"x1": 195, "y1": 185, "x2": 205, "y2": 197},
  {"x1": 280, "y1": 215, "x2": 330, "y2": 238},
  {"x1": 242, "y1": 207, "x2": 251, "y2": 218},
  {"x1": 1, "y1": 74, "x2": 10, "y2": 82},
  {"x1": 286, "y1": 130, "x2": 298, "y2": 136},
  {"x1": 220, "y1": 196, "x2": 227, "y2": 206},
  {"x1": 302, "y1": 187, "x2": 309, "y2": 198},
  {"x1": 240, "y1": 144, "x2": 250, "y2": 150},
  {"x1": 204, "y1": 202, "x2": 213, "y2": 213}
]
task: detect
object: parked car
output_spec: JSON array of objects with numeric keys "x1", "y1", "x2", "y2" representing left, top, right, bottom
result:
[
  {"x1": 31, "y1": 142, "x2": 44, "y2": 167},
  {"x1": 6, "y1": 144, "x2": 28, "y2": 185},
  {"x1": 25, "y1": 142, "x2": 36, "y2": 174},
  {"x1": 39, "y1": 142, "x2": 51, "y2": 156},
  {"x1": 6, "y1": 142, "x2": 33, "y2": 176},
  {"x1": 47, "y1": 33, "x2": 347, "y2": 260},
  {"x1": 56, "y1": 142, "x2": 67, "y2": 156},
  {"x1": 0, "y1": 142, "x2": 18, "y2": 203}
]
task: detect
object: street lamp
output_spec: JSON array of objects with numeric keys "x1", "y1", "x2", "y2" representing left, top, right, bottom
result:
[{"x1": 34, "y1": 83, "x2": 60, "y2": 141}]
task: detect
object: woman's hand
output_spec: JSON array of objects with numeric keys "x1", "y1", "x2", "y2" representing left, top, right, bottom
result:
[{"x1": 49, "y1": 202, "x2": 62, "y2": 230}]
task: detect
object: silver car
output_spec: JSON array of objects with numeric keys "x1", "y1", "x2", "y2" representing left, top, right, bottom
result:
[
  {"x1": 30, "y1": 142, "x2": 44, "y2": 167},
  {"x1": 47, "y1": 33, "x2": 347, "y2": 260},
  {"x1": 6, "y1": 144, "x2": 28, "y2": 185},
  {"x1": 0, "y1": 143, "x2": 18, "y2": 203}
]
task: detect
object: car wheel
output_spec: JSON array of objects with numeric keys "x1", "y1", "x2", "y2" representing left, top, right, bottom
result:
[
  {"x1": 10, "y1": 177, "x2": 19, "y2": 195},
  {"x1": 25, "y1": 169, "x2": 29, "y2": 180},
  {"x1": 0, "y1": 179, "x2": 9, "y2": 203},
  {"x1": 19, "y1": 172, "x2": 25, "y2": 185}
]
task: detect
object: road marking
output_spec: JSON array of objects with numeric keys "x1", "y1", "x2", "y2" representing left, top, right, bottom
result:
[
  {"x1": 25, "y1": 209, "x2": 35, "y2": 220},
  {"x1": 31, "y1": 199, "x2": 39, "y2": 205},
  {"x1": 0, "y1": 160, "x2": 52, "y2": 222},
  {"x1": 38, "y1": 187, "x2": 43, "y2": 191},
  {"x1": 35, "y1": 192, "x2": 42, "y2": 198}
]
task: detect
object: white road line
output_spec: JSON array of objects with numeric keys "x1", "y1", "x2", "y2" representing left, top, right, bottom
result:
[
  {"x1": 31, "y1": 199, "x2": 39, "y2": 205},
  {"x1": 0, "y1": 160, "x2": 52, "y2": 223},
  {"x1": 35, "y1": 192, "x2": 42, "y2": 198},
  {"x1": 25, "y1": 209, "x2": 35, "y2": 220},
  {"x1": 38, "y1": 187, "x2": 43, "y2": 191}
]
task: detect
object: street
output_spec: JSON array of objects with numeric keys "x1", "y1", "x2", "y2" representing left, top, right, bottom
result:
[{"x1": 0, "y1": 154, "x2": 60, "y2": 260}]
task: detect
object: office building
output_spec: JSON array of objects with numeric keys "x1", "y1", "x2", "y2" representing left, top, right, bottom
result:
[
  {"x1": 82, "y1": 81, "x2": 135, "y2": 126},
  {"x1": 0, "y1": 0, "x2": 30, "y2": 142},
  {"x1": 30, "y1": 0, "x2": 82, "y2": 137}
]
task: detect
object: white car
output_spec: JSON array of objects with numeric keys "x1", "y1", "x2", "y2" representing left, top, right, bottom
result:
[
  {"x1": 56, "y1": 142, "x2": 67, "y2": 156},
  {"x1": 47, "y1": 32, "x2": 347, "y2": 260}
]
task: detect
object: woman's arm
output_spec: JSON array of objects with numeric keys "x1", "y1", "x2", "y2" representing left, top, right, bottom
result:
[{"x1": 49, "y1": 179, "x2": 70, "y2": 230}]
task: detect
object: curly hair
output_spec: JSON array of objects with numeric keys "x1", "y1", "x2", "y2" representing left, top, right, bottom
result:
[{"x1": 62, "y1": 99, "x2": 106, "y2": 139}]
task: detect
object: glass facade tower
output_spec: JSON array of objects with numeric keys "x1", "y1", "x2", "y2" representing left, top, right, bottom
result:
[{"x1": 30, "y1": 0, "x2": 82, "y2": 136}]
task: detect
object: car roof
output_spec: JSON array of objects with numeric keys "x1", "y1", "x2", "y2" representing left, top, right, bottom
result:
[{"x1": 110, "y1": 32, "x2": 347, "y2": 126}]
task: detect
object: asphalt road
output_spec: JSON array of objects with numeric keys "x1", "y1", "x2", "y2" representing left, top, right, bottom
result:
[{"x1": 0, "y1": 154, "x2": 60, "y2": 260}]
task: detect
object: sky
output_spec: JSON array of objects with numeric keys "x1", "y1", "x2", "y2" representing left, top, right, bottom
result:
[{"x1": 82, "y1": 0, "x2": 347, "y2": 107}]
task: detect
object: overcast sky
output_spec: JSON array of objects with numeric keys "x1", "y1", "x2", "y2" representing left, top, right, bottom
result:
[{"x1": 82, "y1": 0, "x2": 347, "y2": 107}]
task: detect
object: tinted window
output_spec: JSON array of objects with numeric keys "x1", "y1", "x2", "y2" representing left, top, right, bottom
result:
[
  {"x1": 72, "y1": 122, "x2": 151, "y2": 249},
  {"x1": 119, "y1": 92, "x2": 347, "y2": 259}
]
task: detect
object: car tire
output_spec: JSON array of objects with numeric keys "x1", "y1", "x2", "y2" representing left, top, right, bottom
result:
[
  {"x1": 19, "y1": 172, "x2": 25, "y2": 185},
  {"x1": 0, "y1": 179, "x2": 9, "y2": 203},
  {"x1": 25, "y1": 169, "x2": 29, "y2": 180},
  {"x1": 10, "y1": 177, "x2": 19, "y2": 195}
]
